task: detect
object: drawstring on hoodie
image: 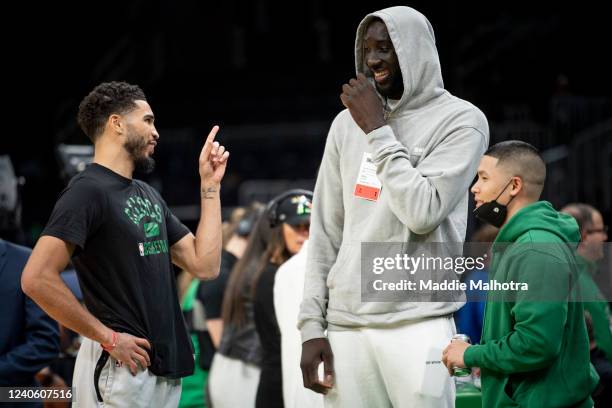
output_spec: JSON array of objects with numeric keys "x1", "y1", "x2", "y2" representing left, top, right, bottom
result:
[{"x1": 384, "y1": 97, "x2": 392, "y2": 120}]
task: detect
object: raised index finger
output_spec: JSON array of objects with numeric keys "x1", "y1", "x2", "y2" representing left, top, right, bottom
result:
[{"x1": 203, "y1": 125, "x2": 220, "y2": 158}]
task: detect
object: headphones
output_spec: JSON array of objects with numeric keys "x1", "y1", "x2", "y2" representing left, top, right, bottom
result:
[{"x1": 266, "y1": 189, "x2": 313, "y2": 228}]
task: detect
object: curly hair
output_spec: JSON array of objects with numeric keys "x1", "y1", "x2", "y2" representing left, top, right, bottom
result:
[{"x1": 77, "y1": 81, "x2": 147, "y2": 142}]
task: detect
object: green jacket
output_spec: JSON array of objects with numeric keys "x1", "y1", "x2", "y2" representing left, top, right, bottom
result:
[
  {"x1": 577, "y1": 255, "x2": 612, "y2": 363},
  {"x1": 464, "y1": 201, "x2": 599, "y2": 407}
]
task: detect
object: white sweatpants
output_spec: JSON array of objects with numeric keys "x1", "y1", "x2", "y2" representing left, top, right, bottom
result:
[
  {"x1": 207, "y1": 353, "x2": 261, "y2": 408},
  {"x1": 72, "y1": 337, "x2": 181, "y2": 408},
  {"x1": 324, "y1": 316, "x2": 456, "y2": 408}
]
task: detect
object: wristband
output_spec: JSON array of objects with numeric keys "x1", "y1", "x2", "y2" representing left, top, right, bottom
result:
[{"x1": 101, "y1": 331, "x2": 117, "y2": 352}]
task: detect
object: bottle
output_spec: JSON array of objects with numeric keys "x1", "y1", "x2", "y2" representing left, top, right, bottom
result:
[{"x1": 451, "y1": 334, "x2": 471, "y2": 377}]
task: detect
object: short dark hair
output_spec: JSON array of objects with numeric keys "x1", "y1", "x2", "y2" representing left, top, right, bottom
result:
[
  {"x1": 560, "y1": 203, "x2": 596, "y2": 233},
  {"x1": 485, "y1": 140, "x2": 541, "y2": 163},
  {"x1": 485, "y1": 140, "x2": 546, "y2": 198},
  {"x1": 77, "y1": 81, "x2": 146, "y2": 142}
]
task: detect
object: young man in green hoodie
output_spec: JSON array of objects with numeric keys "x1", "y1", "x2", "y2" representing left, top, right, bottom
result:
[{"x1": 442, "y1": 141, "x2": 599, "y2": 407}]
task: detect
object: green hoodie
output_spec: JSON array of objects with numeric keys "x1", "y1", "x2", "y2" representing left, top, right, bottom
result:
[{"x1": 463, "y1": 201, "x2": 599, "y2": 407}]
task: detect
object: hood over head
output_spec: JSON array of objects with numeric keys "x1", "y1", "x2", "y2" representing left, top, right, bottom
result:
[{"x1": 355, "y1": 6, "x2": 445, "y2": 113}]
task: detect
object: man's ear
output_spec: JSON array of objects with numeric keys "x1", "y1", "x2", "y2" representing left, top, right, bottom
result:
[
  {"x1": 510, "y1": 176, "x2": 523, "y2": 197},
  {"x1": 108, "y1": 114, "x2": 124, "y2": 135}
]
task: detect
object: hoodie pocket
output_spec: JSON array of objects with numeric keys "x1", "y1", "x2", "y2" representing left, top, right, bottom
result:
[
  {"x1": 506, "y1": 371, "x2": 548, "y2": 407},
  {"x1": 326, "y1": 245, "x2": 362, "y2": 313},
  {"x1": 326, "y1": 245, "x2": 354, "y2": 289},
  {"x1": 502, "y1": 378, "x2": 520, "y2": 406}
]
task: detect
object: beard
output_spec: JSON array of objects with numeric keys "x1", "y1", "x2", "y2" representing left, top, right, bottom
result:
[{"x1": 124, "y1": 130, "x2": 155, "y2": 174}]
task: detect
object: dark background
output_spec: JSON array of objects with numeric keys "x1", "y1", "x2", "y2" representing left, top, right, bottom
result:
[{"x1": 2, "y1": 0, "x2": 611, "y2": 245}]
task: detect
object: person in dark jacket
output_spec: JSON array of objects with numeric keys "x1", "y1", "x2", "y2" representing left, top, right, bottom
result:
[{"x1": 0, "y1": 238, "x2": 60, "y2": 404}]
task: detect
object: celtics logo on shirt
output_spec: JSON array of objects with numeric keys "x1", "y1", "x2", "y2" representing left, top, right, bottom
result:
[{"x1": 123, "y1": 196, "x2": 168, "y2": 257}]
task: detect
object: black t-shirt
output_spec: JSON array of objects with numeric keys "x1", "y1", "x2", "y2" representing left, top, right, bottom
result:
[
  {"x1": 193, "y1": 249, "x2": 237, "y2": 370},
  {"x1": 42, "y1": 163, "x2": 193, "y2": 378}
]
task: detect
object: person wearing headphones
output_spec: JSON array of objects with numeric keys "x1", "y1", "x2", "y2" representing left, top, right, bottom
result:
[
  {"x1": 208, "y1": 190, "x2": 312, "y2": 408},
  {"x1": 253, "y1": 190, "x2": 313, "y2": 408}
]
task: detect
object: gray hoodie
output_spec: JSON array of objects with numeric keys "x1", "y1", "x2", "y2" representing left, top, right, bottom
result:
[{"x1": 298, "y1": 6, "x2": 489, "y2": 342}]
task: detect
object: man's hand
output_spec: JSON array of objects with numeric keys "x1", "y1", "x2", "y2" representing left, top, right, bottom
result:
[
  {"x1": 441, "y1": 339, "x2": 470, "y2": 376},
  {"x1": 108, "y1": 332, "x2": 151, "y2": 376},
  {"x1": 199, "y1": 125, "x2": 230, "y2": 186},
  {"x1": 300, "y1": 337, "x2": 334, "y2": 394},
  {"x1": 340, "y1": 73, "x2": 386, "y2": 134}
]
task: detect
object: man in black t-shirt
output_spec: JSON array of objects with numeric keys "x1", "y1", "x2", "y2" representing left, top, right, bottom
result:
[{"x1": 21, "y1": 82, "x2": 229, "y2": 407}]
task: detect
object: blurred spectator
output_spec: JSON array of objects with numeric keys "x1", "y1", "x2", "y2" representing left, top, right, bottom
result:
[
  {"x1": 35, "y1": 367, "x2": 69, "y2": 408},
  {"x1": 455, "y1": 224, "x2": 499, "y2": 344},
  {"x1": 177, "y1": 206, "x2": 249, "y2": 301},
  {"x1": 0, "y1": 238, "x2": 60, "y2": 407},
  {"x1": 207, "y1": 210, "x2": 271, "y2": 407},
  {"x1": 179, "y1": 203, "x2": 262, "y2": 408},
  {"x1": 222, "y1": 206, "x2": 247, "y2": 246},
  {"x1": 561, "y1": 203, "x2": 611, "y2": 362},
  {"x1": 586, "y1": 311, "x2": 612, "y2": 406},
  {"x1": 253, "y1": 190, "x2": 312, "y2": 408},
  {"x1": 208, "y1": 190, "x2": 311, "y2": 408}
]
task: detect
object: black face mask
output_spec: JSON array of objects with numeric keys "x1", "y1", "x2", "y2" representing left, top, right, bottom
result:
[{"x1": 473, "y1": 179, "x2": 515, "y2": 228}]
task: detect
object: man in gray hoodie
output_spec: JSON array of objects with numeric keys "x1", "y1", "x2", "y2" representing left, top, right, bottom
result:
[{"x1": 298, "y1": 6, "x2": 489, "y2": 407}]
